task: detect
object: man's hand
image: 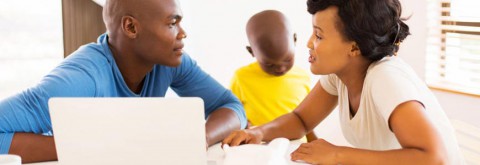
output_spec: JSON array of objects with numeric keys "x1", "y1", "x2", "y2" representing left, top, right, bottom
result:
[{"x1": 221, "y1": 128, "x2": 264, "y2": 147}]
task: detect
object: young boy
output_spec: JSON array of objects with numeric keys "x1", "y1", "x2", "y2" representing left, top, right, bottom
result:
[{"x1": 230, "y1": 10, "x2": 317, "y2": 141}]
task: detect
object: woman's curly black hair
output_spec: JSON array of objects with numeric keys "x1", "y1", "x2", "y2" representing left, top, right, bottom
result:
[{"x1": 307, "y1": 0, "x2": 410, "y2": 61}]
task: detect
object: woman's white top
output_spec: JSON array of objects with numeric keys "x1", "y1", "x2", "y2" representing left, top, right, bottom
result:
[{"x1": 320, "y1": 56, "x2": 464, "y2": 164}]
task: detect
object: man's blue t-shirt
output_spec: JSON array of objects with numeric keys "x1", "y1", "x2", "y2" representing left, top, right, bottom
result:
[{"x1": 0, "y1": 34, "x2": 246, "y2": 153}]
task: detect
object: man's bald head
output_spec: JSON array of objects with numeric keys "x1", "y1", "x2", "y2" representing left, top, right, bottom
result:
[
  {"x1": 104, "y1": 0, "x2": 140, "y2": 35},
  {"x1": 103, "y1": 0, "x2": 179, "y2": 38},
  {"x1": 246, "y1": 10, "x2": 295, "y2": 60}
]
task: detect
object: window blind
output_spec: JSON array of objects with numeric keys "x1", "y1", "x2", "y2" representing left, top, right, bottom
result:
[{"x1": 426, "y1": 0, "x2": 480, "y2": 96}]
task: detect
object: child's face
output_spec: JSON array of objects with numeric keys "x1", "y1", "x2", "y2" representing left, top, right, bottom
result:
[
  {"x1": 255, "y1": 49, "x2": 295, "y2": 76},
  {"x1": 307, "y1": 6, "x2": 356, "y2": 75}
]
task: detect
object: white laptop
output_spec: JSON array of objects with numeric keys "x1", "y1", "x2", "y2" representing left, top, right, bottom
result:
[{"x1": 48, "y1": 97, "x2": 207, "y2": 165}]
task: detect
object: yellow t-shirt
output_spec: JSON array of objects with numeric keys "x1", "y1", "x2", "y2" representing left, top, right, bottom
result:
[{"x1": 230, "y1": 62, "x2": 311, "y2": 126}]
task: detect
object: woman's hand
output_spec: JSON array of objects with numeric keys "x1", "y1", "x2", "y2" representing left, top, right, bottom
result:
[
  {"x1": 290, "y1": 138, "x2": 340, "y2": 164},
  {"x1": 222, "y1": 128, "x2": 264, "y2": 147}
]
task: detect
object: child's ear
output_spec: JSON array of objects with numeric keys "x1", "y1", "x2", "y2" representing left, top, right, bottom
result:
[
  {"x1": 293, "y1": 33, "x2": 297, "y2": 46},
  {"x1": 246, "y1": 46, "x2": 254, "y2": 57}
]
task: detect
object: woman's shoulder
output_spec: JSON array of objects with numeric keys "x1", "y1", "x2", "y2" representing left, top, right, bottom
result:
[
  {"x1": 364, "y1": 56, "x2": 425, "y2": 96},
  {"x1": 366, "y1": 56, "x2": 417, "y2": 80}
]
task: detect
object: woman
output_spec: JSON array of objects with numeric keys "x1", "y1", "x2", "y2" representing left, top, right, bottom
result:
[{"x1": 222, "y1": 0, "x2": 464, "y2": 164}]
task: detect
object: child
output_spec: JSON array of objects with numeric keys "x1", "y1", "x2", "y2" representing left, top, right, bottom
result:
[{"x1": 230, "y1": 10, "x2": 317, "y2": 141}]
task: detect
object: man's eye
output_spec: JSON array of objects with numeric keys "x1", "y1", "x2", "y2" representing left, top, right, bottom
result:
[{"x1": 169, "y1": 19, "x2": 178, "y2": 27}]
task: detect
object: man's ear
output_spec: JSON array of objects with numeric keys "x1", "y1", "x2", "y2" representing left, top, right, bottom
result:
[
  {"x1": 293, "y1": 33, "x2": 297, "y2": 46},
  {"x1": 121, "y1": 16, "x2": 138, "y2": 39},
  {"x1": 246, "y1": 46, "x2": 254, "y2": 57},
  {"x1": 350, "y1": 42, "x2": 361, "y2": 57}
]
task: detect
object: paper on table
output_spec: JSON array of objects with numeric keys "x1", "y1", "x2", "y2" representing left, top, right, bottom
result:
[{"x1": 222, "y1": 138, "x2": 289, "y2": 165}]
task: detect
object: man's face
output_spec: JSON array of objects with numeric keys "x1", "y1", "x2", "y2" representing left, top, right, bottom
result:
[{"x1": 134, "y1": 0, "x2": 186, "y2": 67}]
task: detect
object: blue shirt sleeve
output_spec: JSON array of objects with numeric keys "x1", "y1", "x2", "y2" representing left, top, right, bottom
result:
[
  {"x1": 170, "y1": 54, "x2": 247, "y2": 129},
  {"x1": 0, "y1": 60, "x2": 97, "y2": 153}
]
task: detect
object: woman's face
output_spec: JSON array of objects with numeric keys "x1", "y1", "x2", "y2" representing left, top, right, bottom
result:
[{"x1": 307, "y1": 6, "x2": 357, "y2": 75}]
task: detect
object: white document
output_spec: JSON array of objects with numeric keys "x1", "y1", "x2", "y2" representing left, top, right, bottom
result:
[{"x1": 223, "y1": 138, "x2": 290, "y2": 165}]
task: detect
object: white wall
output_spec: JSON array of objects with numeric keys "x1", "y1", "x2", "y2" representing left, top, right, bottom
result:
[
  {"x1": 397, "y1": 0, "x2": 428, "y2": 80},
  {"x1": 0, "y1": 0, "x2": 63, "y2": 99}
]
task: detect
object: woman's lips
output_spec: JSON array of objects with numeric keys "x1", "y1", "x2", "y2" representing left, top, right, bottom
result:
[{"x1": 308, "y1": 54, "x2": 316, "y2": 63}]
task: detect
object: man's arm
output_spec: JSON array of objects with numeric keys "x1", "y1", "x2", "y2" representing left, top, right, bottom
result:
[
  {"x1": 9, "y1": 133, "x2": 57, "y2": 163},
  {"x1": 0, "y1": 58, "x2": 97, "y2": 162},
  {"x1": 205, "y1": 108, "x2": 241, "y2": 146}
]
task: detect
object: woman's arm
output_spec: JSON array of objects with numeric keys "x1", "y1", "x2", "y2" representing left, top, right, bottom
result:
[
  {"x1": 291, "y1": 101, "x2": 447, "y2": 165},
  {"x1": 223, "y1": 81, "x2": 338, "y2": 145}
]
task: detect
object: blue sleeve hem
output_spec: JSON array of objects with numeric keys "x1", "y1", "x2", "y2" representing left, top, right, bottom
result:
[
  {"x1": 221, "y1": 104, "x2": 247, "y2": 129},
  {"x1": 0, "y1": 133, "x2": 14, "y2": 154}
]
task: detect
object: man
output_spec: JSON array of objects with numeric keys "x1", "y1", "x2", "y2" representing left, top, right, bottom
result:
[{"x1": 0, "y1": 0, "x2": 246, "y2": 163}]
